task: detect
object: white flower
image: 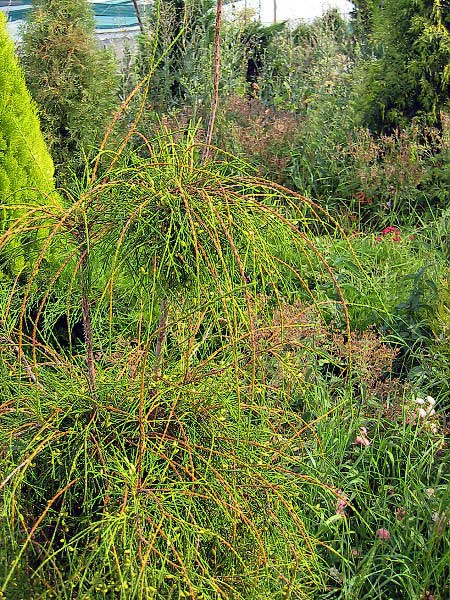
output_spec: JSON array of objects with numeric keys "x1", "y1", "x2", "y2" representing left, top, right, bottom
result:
[
  {"x1": 415, "y1": 398, "x2": 425, "y2": 405},
  {"x1": 418, "y1": 408, "x2": 428, "y2": 419},
  {"x1": 329, "y1": 566, "x2": 342, "y2": 582},
  {"x1": 426, "y1": 396, "x2": 436, "y2": 406}
]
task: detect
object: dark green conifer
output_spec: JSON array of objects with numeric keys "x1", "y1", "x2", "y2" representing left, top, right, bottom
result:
[{"x1": 354, "y1": 0, "x2": 450, "y2": 132}]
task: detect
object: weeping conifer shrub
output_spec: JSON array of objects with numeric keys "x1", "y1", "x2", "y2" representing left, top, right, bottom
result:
[
  {"x1": 0, "y1": 12, "x2": 61, "y2": 277},
  {"x1": 0, "y1": 83, "x2": 358, "y2": 599}
]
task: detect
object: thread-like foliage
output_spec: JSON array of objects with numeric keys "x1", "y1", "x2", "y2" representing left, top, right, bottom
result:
[{"x1": 0, "y1": 111, "x2": 358, "y2": 597}]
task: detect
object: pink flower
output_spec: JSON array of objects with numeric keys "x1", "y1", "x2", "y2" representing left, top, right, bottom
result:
[
  {"x1": 392, "y1": 235, "x2": 401, "y2": 243},
  {"x1": 376, "y1": 528, "x2": 391, "y2": 541},
  {"x1": 396, "y1": 508, "x2": 406, "y2": 521},
  {"x1": 355, "y1": 427, "x2": 371, "y2": 447},
  {"x1": 336, "y1": 491, "x2": 348, "y2": 516},
  {"x1": 376, "y1": 235, "x2": 383, "y2": 242}
]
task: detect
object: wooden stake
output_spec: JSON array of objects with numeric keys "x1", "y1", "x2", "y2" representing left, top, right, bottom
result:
[{"x1": 202, "y1": 0, "x2": 223, "y2": 162}]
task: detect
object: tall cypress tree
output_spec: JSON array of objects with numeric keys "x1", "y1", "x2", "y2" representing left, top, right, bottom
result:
[
  {"x1": 0, "y1": 12, "x2": 59, "y2": 274},
  {"x1": 20, "y1": 0, "x2": 119, "y2": 184},
  {"x1": 354, "y1": 0, "x2": 450, "y2": 132}
]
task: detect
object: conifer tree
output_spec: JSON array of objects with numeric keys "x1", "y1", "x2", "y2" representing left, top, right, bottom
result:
[
  {"x1": 350, "y1": 0, "x2": 380, "y2": 45},
  {"x1": 20, "y1": 0, "x2": 119, "y2": 184},
  {"x1": 354, "y1": 0, "x2": 450, "y2": 132},
  {"x1": 0, "y1": 13, "x2": 58, "y2": 274}
]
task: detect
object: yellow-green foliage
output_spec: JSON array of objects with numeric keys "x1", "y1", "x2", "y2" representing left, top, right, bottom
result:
[{"x1": 0, "y1": 13, "x2": 60, "y2": 273}]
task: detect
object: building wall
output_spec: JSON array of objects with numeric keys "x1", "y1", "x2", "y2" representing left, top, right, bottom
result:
[
  {"x1": 224, "y1": 0, "x2": 353, "y2": 24},
  {"x1": 0, "y1": 1, "x2": 149, "y2": 40}
]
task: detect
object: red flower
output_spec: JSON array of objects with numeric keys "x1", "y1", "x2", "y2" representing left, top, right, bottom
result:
[{"x1": 381, "y1": 226, "x2": 400, "y2": 235}]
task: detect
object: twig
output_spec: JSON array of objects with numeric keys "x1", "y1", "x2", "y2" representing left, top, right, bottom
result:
[
  {"x1": 153, "y1": 296, "x2": 169, "y2": 375},
  {"x1": 80, "y1": 251, "x2": 96, "y2": 396},
  {"x1": 0, "y1": 335, "x2": 44, "y2": 390},
  {"x1": 131, "y1": 0, "x2": 145, "y2": 34},
  {"x1": 202, "y1": 0, "x2": 223, "y2": 162},
  {"x1": 0, "y1": 459, "x2": 29, "y2": 491}
]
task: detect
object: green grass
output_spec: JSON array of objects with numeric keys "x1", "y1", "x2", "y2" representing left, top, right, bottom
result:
[{"x1": 302, "y1": 386, "x2": 449, "y2": 599}]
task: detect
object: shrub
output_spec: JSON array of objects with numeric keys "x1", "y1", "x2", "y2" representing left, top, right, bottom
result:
[
  {"x1": 19, "y1": 0, "x2": 119, "y2": 184},
  {"x1": 0, "y1": 118, "x2": 355, "y2": 598},
  {"x1": 215, "y1": 95, "x2": 300, "y2": 185},
  {"x1": 135, "y1": 0, "x2": 217, "y2": 112},
  {"x1": 353, "y1": 0, "x2": 450, "y2": 133},
  {"x1": 0, "y1": 12, "x2": 60, "y2": 276}
]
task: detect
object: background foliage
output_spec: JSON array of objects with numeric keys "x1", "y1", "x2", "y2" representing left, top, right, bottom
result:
[
  {"x1": 0, "y1": 1, "x2": 449, "y2": 598},
  {"x1": 19, "y1": 0, "x2": 119, "y2": 184},
  {"x1": 0, "y1": 12, "x2": 60, "y2": 276}
]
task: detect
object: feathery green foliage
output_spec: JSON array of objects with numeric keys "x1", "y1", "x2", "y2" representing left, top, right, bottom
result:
[
  {"x1": 19, "y1": 0, "x2": 119, "y2": 184},
  {"x1": 354, "y1": 0, "x2": 450, "y2": 132},
  {"x1": 350, "y1": 0, "x2": 381, "y2": 44},
  {"x1": 0, "y1": 12, "x2": 59, "y2": 276}
]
